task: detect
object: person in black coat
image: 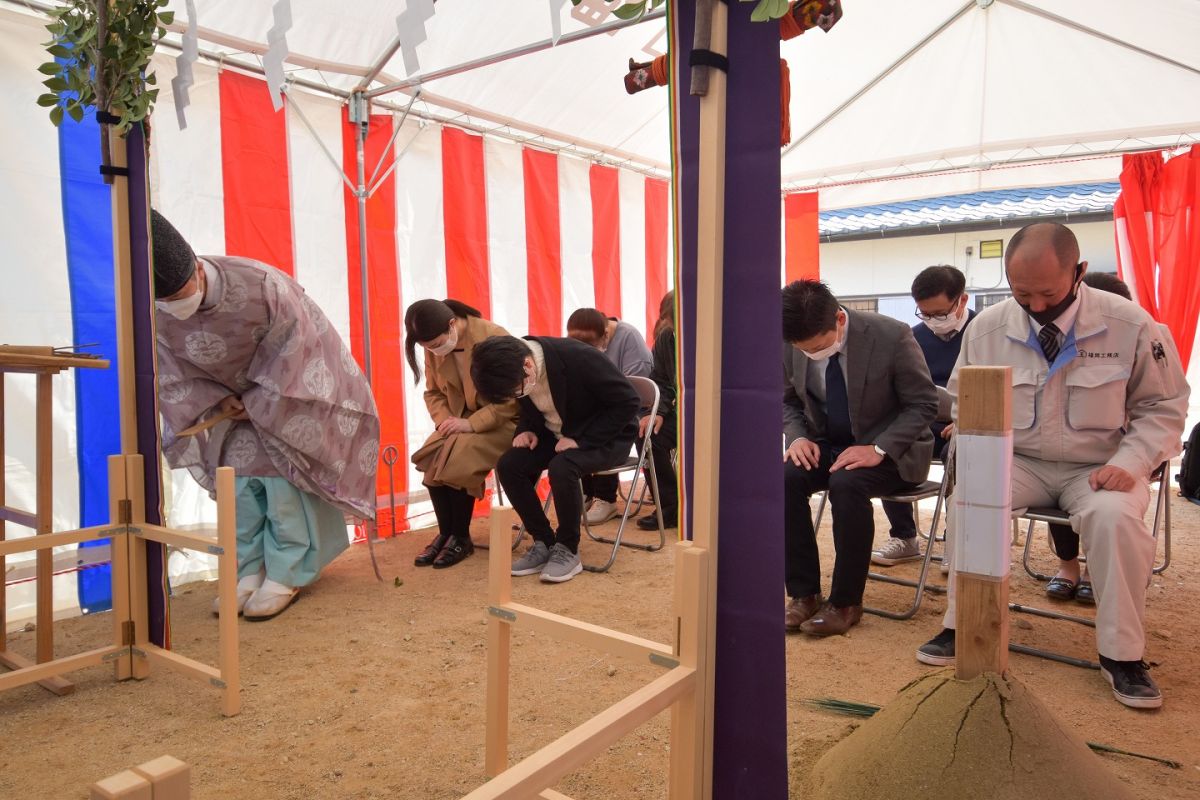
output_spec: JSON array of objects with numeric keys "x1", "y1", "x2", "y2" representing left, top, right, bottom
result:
[{"x1": 471, "y1": 335, "x2": 639, "y2": 584}]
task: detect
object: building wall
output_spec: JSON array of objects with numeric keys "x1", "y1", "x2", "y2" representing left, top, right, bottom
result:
[
  {"x1": 819, "y1": 220, "x2": 1116, "y2": 298},
  {"x1": 818, "y1": 218, "x2": 1199, "y2": 436}
]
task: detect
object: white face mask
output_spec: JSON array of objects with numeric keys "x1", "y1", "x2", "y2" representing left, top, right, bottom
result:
[
  {"x1": 156, "y1": 289, "x2": 202, "y2": 321},
  {"x1": 515, "y1": 361, "x2": 537, "y2": 398},
  {"x1": 803, "y1": 340, "x2": 841, "y2": 361},
  {"x1": 426, "y1": 323, "x2": 459, "y2": 357},
  {"x1": 923, "y1": 308, "x2": 967, "y2": 337},
  {"x1": 802, "y1": 317, "x2": 845, "y2": 361}
]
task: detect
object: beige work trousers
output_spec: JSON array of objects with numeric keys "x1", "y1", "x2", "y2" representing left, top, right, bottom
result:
[{"x1": 943, "y1": 454, "x2": 1154, "y2": 661}]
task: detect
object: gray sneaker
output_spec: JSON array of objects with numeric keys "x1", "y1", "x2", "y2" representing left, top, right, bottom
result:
[
  {"x1": 871, "y1": 536, "x2": 922, "y2": 566},
  {"x1": 511, "y1": 541, "x2": 551, "y2": 576},
  {"x1": 540, "y1": 543, "x2": 583, "y2": 584}
]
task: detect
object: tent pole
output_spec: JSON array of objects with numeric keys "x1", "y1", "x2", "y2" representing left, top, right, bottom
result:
[
  {"x1": 353, "y1": 93, "x2": 373, "y2": 384},
  {"x1": 364, "y1": 8, "x2": 666, "y2": 100},
  {"x1": 352, "y1": 91, "x2": 384, "y2": 581}
]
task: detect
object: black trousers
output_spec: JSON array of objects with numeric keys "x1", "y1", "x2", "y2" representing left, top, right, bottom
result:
[
  {"x1": 643, "y1": 411, "x2": 679, "y2": 522},
  {"x1": 581, "y1": 474, "x2": 619, "y2": 503},
  {"x1": 497, "y1": 434, "x2": 632, "y2": 553},
  {"x1": 1049, "y1": 523, "x2": 1080, "y2": 561},
  {"x1": 881, "y1": 424, "x2": 948, "y2": 539},
  {"x1": 784, "y1": 443, "x2": 911, "y2": 607}
]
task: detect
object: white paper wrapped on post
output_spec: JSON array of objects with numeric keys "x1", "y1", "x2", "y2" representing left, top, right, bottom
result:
[{"x1": 954, "y1": 432, "x2": 1013, "y2": 579}]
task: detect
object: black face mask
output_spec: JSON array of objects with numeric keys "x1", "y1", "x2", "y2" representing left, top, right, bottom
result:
[{"x1": 1017, "y1": 264, "x2": 1083, "y2": 327}]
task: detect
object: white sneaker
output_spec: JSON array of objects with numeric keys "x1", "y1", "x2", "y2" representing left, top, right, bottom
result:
[
  {"x1": 212, "y1": 569, "x2": 264, "y2": 616},
  {"x1": 871, "y1": 537, "x2": 921, "y2": 566},
  {"x1": 243, "y1": 579, "x2": 299, "y2": 621},
  {"x1": 585, "y1": 499, "x2": 619, "y2": 525}
]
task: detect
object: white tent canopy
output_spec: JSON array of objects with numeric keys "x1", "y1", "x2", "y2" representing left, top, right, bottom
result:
[{"x1": 16, "y1": 0, "x2": 1199, "y2": 204}]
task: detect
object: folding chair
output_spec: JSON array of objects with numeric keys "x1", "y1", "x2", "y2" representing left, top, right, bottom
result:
[
  {"x1": 1020, "y1": 461, "x2": 1172, "y2": 582},
  {"x1": 811, "y1": 461, "x2": 949, "y2": 620},
  {"x1": 580, "y1": 376, "x2": 667, "y2": 573}
]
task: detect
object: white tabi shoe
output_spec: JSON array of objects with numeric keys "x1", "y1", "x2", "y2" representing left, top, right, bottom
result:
[
  {"x1": 212, "y1": 569, "x2": 265, "y2": 616},
  {"x1": 243, "y1": 579, "x2": 300, "y2": 621}
]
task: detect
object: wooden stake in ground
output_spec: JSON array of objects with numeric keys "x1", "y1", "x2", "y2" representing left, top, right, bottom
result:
[{"x1": 953, "y1": 366, "x2": 1012, "y2": 680}]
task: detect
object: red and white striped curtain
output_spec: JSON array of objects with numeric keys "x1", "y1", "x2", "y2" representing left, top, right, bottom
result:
[
  {"x1": 1114, "y1": 146, "x2": 1200, "y2": 370},
  {"x1": 148, "y1": 61, "x2": 673, "y2": 524}
]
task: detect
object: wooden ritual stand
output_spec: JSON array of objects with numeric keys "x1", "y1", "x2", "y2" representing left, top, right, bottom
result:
[
  {"x1": 1, "y1": 397, "x2": 241, "y2": 714},
  {"x1": 0, "y1": 346, "x2": 110, "y2": 695}
]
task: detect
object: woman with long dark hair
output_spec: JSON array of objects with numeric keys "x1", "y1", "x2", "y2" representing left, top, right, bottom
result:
[
  {"x1": 638, "y1": 290, "x2": 679, "y2": 530},
  {"x1": 404, "y1": 299, "x2": 518, "y2": 568}
]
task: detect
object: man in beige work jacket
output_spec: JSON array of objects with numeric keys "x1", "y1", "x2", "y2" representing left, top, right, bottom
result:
[{"x1": 915, "y1": 222, "x2": 1189, "y2": 710}]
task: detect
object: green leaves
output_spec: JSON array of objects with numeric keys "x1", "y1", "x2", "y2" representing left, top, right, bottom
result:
[
  {"x1": 612, "y1": 2, "x2": 648, "y2": 21},
  {"x1": 748, "y1": 0, "x2": 792, "y2": 22},
  {"x1": 37, "y1": 0, "x2": 172, "y2": 134}
]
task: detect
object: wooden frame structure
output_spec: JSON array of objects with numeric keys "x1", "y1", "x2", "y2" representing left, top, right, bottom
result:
[
  {"x1": 1, "y1": 455, "x2": 240, "y2": 717},
  {"x1": 460, "y1": 508, "x2": 707, "y2": 800},
  {"x1": 461, "y1": 4, "x2": 730, "y2": 795},
  {"x1": 0, "y1": 349, "x2": 109, "y2": 695}
]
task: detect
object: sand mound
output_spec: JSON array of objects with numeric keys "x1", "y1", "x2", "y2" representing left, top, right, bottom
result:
[{"x1": 807, "y1": 669, "x2": 1137, "y2": 800}]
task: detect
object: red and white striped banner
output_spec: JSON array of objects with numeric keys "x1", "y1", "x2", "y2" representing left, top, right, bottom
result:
[{"x1": 147, "y1": 60, "x2": 675, "y2": 523}]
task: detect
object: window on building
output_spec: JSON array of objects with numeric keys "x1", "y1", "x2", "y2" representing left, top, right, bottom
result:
[
  {"x1": 841, "y1": 298, "x2": 878, "y2": 313},
  {"x1": 975, "y1": 293, "x2": 1010, "y2": 311}
]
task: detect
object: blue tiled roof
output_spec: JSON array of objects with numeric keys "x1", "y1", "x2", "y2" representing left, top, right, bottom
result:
[{"x1": 819, "y1": 182, "x2": 1120, "y2": 236}]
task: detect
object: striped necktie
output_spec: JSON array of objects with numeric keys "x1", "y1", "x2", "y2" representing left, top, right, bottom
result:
[{"x1": 1038, "y1": 323, "x2": 1060, "y2": 363}]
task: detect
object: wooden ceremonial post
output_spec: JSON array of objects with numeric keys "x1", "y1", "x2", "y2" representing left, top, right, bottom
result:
[
  {"x1": 679, "y1": 1, "x2": 728, "y2": 796},
  {"x1": 953, "y1": 366, "x2": 1013, "y2": 680},
  {"x1": 215, "y1": 467, "x2": 241, "y2": 717},
  {"x1": 35, "y1": 373, "x2": 53, "y2": 667},
  {"x1": 485, "y1": 509, "x2": 513, "y2": 777},
  {"x1": 124, "y1": 455, "x2": 151, "y2": 680},
  {"x1": 108, "y1": 456, "x2": 133, "y2": 681},
  {"x1": 1, "y1": 374, "x2": 5, "y2": 656}
]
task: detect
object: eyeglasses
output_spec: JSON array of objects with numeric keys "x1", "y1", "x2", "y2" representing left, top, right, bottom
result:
[{"x1": 914, "y1": 297, "x2": 962, "y2": 322}]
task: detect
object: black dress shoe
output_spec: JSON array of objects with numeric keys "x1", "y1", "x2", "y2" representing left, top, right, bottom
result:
[
  {"x1": 432, "y1": 535, "x2": 474, "y2": 569},
  {"x1": 637, "y1": 513, "x2": 677, "y2": 531},
  {"x1": 414, "y1": 533, "x2": 449, "y2": 567}
]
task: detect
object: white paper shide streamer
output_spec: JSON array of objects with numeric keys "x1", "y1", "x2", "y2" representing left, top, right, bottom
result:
[
  {"x1": 548, "y1": 0, "x2": 569, "y2": 45},
  {"x1": 395, "y1": 0, "x2": 435, "y2": 77},
  {"x1": 263, "y1": 0, "x2": 293, "y2": 112},
  {"x1": 170, "y1": 0, "x2": 198, "y2": 130}
]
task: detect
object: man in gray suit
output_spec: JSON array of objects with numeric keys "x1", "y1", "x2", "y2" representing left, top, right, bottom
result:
[{"x1": 782, "y1": 280, "x2": 939, "y2": 636}]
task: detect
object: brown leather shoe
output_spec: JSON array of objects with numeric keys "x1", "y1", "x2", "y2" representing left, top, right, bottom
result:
[
  {"x1": 799, "y1": 603, "x2": 863, "y2": 637},
  {"x1": 784, "y1": 594, "x2": 825, "y2": 631}
]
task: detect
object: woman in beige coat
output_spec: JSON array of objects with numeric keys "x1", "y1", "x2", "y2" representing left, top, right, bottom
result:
[{"x1": 404, "y1": 299, "x2": 519, "y2": 568}]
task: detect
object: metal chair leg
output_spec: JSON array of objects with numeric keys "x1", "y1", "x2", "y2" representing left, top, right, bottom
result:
[
  {"x1": 864, "y1": 482, "x2": 947, "y2": 620},
  {"x1": 581, "y1": 456, "x2": 665, "y2": 574}
]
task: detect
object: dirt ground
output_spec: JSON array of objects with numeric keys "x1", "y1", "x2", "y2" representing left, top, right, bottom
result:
[{"x1": 2, "y1": 491, "x2": 1199, "y2": 799}]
